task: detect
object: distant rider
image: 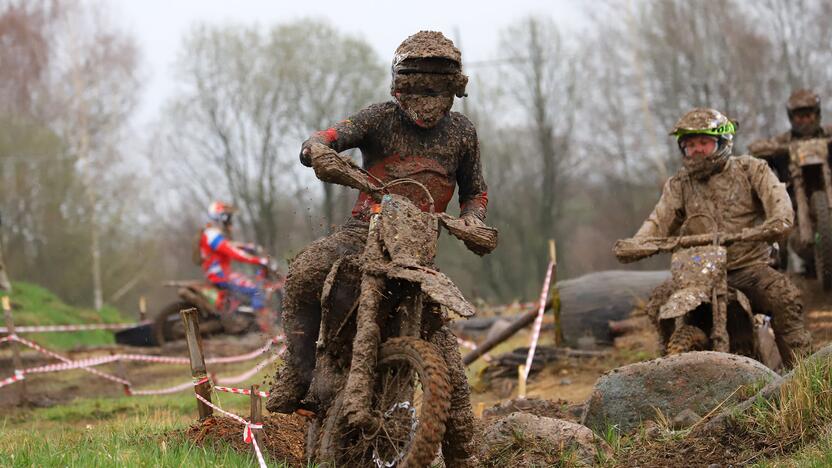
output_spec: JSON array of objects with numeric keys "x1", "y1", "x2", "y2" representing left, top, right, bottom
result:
[{"x1": 197, "y1": 201, "x2": 269, "y2": 324}]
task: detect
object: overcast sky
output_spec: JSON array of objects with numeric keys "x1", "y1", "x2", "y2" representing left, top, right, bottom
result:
[{"x1": 111, "y1": 0, "x2": 588, "y2": 127}]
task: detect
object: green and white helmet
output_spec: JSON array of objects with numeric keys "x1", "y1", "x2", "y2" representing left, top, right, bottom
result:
[
  {"x1": 670, "y1": 108, "x2": 737, "y2": 179},
  {"x1": 669, "y1": 108, "x2": 736, "y2": 142}
]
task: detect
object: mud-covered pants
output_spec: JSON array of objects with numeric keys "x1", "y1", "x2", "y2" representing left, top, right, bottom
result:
[
  {"x1": 645, "y1": 264, "x2": 813, "y2": 368},
  {"x1": 269, "y1": 218, "x2": 477, "y2": 466}
]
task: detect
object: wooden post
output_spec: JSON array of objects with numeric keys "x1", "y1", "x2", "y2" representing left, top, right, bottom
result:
[
  {"x1": 181, "y1": 307, "x2": 212, "y2": 419},
  {"x1": 2, "y1": 296, "x2": 26, "y2": 404},
  {"x1": 111, "y1": 349, "x2": 131, "y2": 396},
  {"x1": 550, "y1": 240, "x2": 563, "y2": 347},
  {"x1": 138, "y1": 296, "x2": 147, "y2": 322},
  {"x1": 474, "y1": 401, "x2": 485, "y2": 418},
  {"x1": 249, "y1": 384, "x2": 264, "y2": 451},
  {"x1": 517, "y1": 365, "x2": 527, "y2": 399}
]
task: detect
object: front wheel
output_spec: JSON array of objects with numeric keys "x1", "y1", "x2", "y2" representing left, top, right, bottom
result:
[
  {"x1": 666, "y1": 324, "x2": 709, "y2": 354},
  {"x1": 153, "y1": 302, "x2": 218, "y2": 345},
  {"x1": 810, "y1": 191, "x2": 832, "y2": 290},
  {"x1": 316, "y1": 337, "x2": 452, "y2": 468}
]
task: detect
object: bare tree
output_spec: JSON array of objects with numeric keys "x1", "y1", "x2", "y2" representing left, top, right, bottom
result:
[{"x1": 158, "y1": 19, "x2": 384, "y2": 257}]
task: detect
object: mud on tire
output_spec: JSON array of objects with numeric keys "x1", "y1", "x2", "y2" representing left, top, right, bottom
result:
[
  {"x1": 666, "y1": 324, "x2": 709, "y2": 354},
  {"x1": 316, "y1": 337, "x2": 452, "y2": 468},
  {"x1": 152, "y1": 301, "x2": 193, "y2": 346}
]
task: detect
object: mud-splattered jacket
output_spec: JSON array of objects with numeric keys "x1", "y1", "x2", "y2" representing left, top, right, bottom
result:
[
  {"x1": 749, "y1": 125, "x2": 832, "y2": 160},
  {"x1": 300, "y1": 101, "x2": 488, "y2": 222},
  {"x1": 635, "y1": 155, "x2": 794, "y2": 270}
]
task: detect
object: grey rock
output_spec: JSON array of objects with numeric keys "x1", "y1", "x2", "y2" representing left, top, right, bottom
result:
[
  {"x1": 483, "y1": 412, "x2": 610, "y2": 466},
  {"x1": 582, "y1": 351, "x2": 779, "y2": 433}
]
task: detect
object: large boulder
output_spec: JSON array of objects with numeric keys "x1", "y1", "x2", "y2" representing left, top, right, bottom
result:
[
  {"x1": 482, "y1": 412, "x2": 610, "y2": 467},
  {"x1": 582, "y1": 351, "x2": 780, "y2": 433}
]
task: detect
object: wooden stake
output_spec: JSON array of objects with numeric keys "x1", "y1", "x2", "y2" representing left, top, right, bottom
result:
[
  {"x1": 550, "y1": 239, "x2": 563, "y2": 347},
  {"x1": 111, "y1": 349, "x2": 131, "y2": 396},
  {"x1": 3, "y1": 296, "x2": 26, "y2": 404},
  {"x1": 181, "y1": 307, "x2": 212, "y2": 419},
  {"x1": 517, "y1": 365, "x2": 527, "y2": 399},
  {"x1": 474, "y1": 401, "x2": 485, "y2": 418},
  {"x1": 138, "y1": 296, "x2": 147, "y2": 322},
  {"x1": 249, "y1": 384, "x2": 264, "y2": 451}
]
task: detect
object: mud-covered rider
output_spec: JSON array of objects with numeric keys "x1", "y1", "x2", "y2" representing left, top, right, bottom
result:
[
  {"x1": 628, "y1": 108, "x2": 812, "y2": 368},
  {"x1": 266, "y1": 31, "x2": 486, "y2": 466},
  {"x1": 197, "y1": 201, "x2": 270, "y2": 323},
  {"x1": 749, "y1": 89, "x2": 832, "y2": 269}
]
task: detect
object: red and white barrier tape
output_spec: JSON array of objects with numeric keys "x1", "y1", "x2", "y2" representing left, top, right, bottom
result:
[
  {"x1": 0, "y1": 321, "x2": 151, "y2": 334},
  {"x1": 214, "y1": 386, "x2": 270, "y2": 398},
  {"x1": 0, "y1": 370, "x2": 25, "y2": 389},
  {"x1": 128, "y1": 347, "x2": 284, "y2": 396},
  {"x1": 195, "y1": 392, "x2": 267, "y2": 468},
  {"x1": 23, "y1": 355, "x2": 121, "y2": 375},
  {"x1": 217, "y1": 347, "x2": 284, "y2": 385},
  {"x1": 456, "y1": 338, "x2": 493, "y2": 363},
  {"x1": 10, "y1": 335, "x2": 130, "y2": 386},
  {"x1": 523, "y1": 260, "x2": 555, "y2": 382}
]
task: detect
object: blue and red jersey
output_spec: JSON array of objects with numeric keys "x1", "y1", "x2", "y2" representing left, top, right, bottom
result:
[{"x1": 199, "y1": 227, "x2": 262, "y2": 284}]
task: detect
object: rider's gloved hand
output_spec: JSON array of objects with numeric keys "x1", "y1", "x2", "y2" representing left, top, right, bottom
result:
[
  {"x1": 460, "y1": 213, "x2": 485, "y2": 228},
  {"x1": 304, "y1": 142, "x2": 339, "y2": 163},
  {"x1": 258, "y1": 256, "x2": 270, "y2": 267}
]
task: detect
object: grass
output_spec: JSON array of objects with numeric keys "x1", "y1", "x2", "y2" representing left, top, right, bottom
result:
[
  {"x1": 0, "y1": 392, "x2": 294, "y2": 467},
  {"x1": 600, "y1": 353, "x2": 832, "y2": 466},
  {"x1": 742, "y1": 354, "x2": 832, "y2": 454},
  {"x1": 1, "y1": 282, "x2": 130, "y2": 349}
]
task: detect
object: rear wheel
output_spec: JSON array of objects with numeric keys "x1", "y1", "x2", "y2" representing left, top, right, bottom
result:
[
  {"x1": 667, "y1": 324, "x2": 709, "y2": 354},
  {"x1": 316, "y1": 337, "x2": 451, "y2": 468},
  {"x1": 810, "y1": 191, "x2": 832, "y2": 290},
  {"x1": 153, "y1": 301, "x2": 203, "y2": 345}
]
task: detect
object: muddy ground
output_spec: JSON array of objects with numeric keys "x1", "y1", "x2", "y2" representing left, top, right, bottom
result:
[{"x1": 2, "y1": 276, "x2": 832, "y2": 466}]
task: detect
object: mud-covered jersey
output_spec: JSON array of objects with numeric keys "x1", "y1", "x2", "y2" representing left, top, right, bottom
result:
[
  {"x1": 199, "y1": 226, "x2": 262, "y2": 283},
  {"x1": 634, "y1": 155, "x2": 794, "y2": 270},
  {"x1": 749, "y1": 124, "x2": 832, "y2": 159},
  {"x1": 300, "y1": 101, "x2": 488, "y2": 222}
]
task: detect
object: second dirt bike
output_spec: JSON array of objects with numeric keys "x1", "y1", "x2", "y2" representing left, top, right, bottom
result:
[
  {"x1": 615, "y1": 230, "x2": 781, "y2": 369},
  {"x1": 153, "y1": 259, "x2": 284, "y2": 345},
  {"x1": 788, "y1": 138, "x2": 832, "y2": 289},
  {"x1": 299, "y1": 151, "x2": 497, "y2": 467}
]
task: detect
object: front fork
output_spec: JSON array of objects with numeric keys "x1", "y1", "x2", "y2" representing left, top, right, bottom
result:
[{"x1": 342, "y1": 213, "x2": 385, "y2": 429}]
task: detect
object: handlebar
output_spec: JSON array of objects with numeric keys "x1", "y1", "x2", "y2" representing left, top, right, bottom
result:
[
  {"x1": 309, "y1": 145, "x2": 497, "y2": 256},
  {"x1": 614, "y1": 232, "x2": 743, "y2": 263}
]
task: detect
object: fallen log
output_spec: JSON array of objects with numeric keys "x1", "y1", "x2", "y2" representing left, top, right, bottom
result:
[
  {"x1": 456, "y1": 270, "x2": 669, "y2": 352},
  {"x1": 608, "y1": 316, "x2": 651, "y2": 337},
  {"x1": 463, "y1": 305, "x2": 547, "y2": 365}
]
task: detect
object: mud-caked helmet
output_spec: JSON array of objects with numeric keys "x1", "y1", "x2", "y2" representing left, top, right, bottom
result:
[
  {"x1": 207, "y1": 201, "x2": 235, "y2": 226},
  {"x1": 669, "y1": 108, "x2": 737, "y2": 179},
  {"x1": 787, "y1": 89, "x2": 821, "y2": 117},
  {"x1": 390, "y1": 31, "x2": 469, "y2": 128},
  {"x1": 787, "y1": 89, "x2": 822, "y2": 136}
]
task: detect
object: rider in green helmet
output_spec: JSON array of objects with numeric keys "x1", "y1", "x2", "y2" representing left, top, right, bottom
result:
[{"x1": 620, "y1": 108, "x2": 812, "y2": 368}]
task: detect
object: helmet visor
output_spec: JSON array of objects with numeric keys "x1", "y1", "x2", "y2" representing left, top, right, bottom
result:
[{"x1": 673, "y1": 121, "x2": 736, "y2": 141}]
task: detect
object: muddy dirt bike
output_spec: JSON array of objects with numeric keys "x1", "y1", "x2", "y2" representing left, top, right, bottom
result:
[
  {"x1": 614, "y1": 218, "x2": 780, "y2": 368},
  {"x1": 153, "y1": 258, "x2": 284, "y2": 345},
  {"x1": 300, "y1": 151, "x2": 497, "y2": 467},
  {"x1": 787, "y1": 138, "x2": 832, "y2": 289}
]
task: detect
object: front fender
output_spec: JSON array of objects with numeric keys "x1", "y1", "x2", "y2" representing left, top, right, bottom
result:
[
  {"x1": 659, "y1": 287, "x2": 710, "y2": 320},
  {"x1": 377, "y1": 263, "x2": 476, "y2": 318}
]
